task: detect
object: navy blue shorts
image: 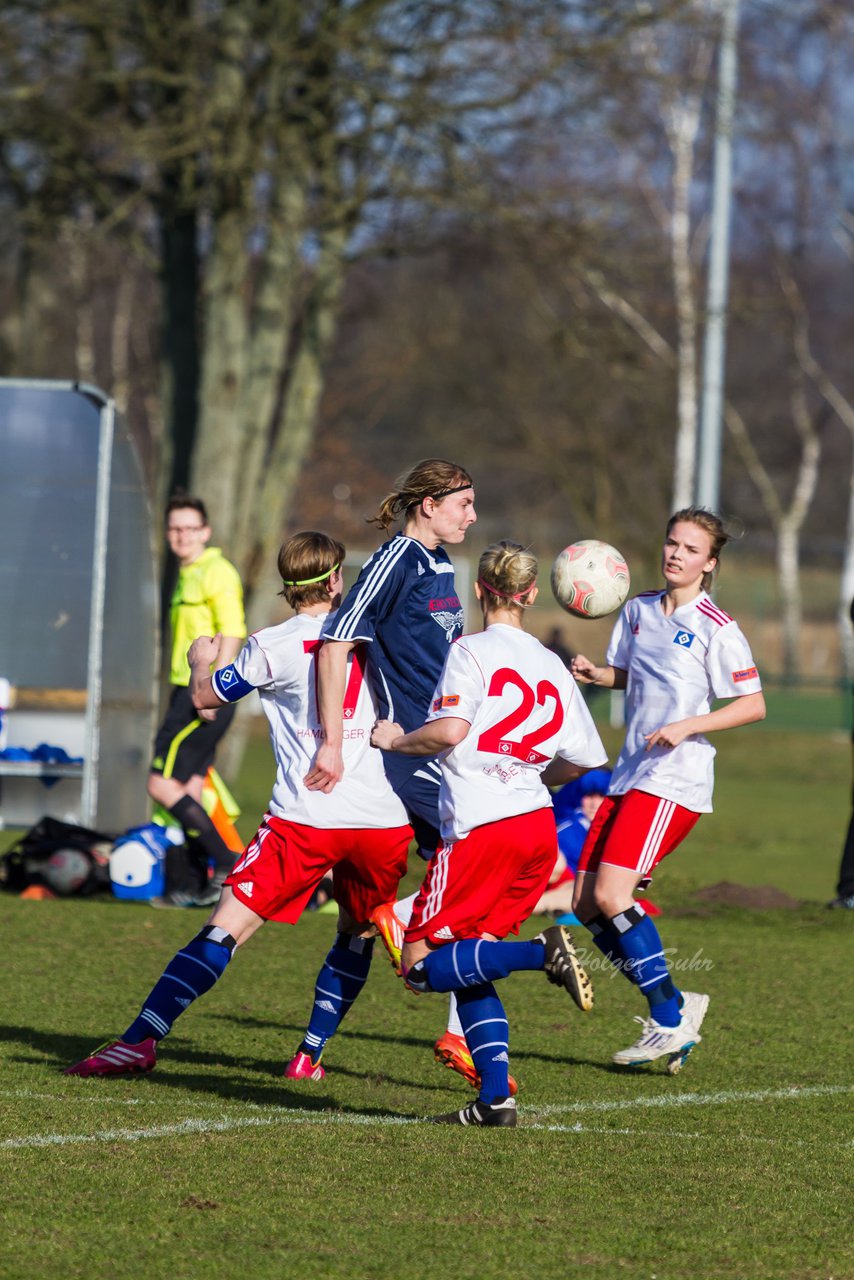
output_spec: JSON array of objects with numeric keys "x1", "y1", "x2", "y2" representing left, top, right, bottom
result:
[{"x1": 381, "y1": 750, "x2": 442, "y2": 859}]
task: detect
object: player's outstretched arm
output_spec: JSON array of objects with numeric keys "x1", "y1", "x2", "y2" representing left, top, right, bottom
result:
[
  {"x1": 371, "y1": 716, "x2": 470, "y2": 756},
  {"x1": 304, "y1": 639, "x2": 353, "y2": 792},
  {"x1": 570, "y1": 655, "x2": 627, "y2": 689},
  {"x1": 644, "y1": 690, "x2": 766, "y2": 751},
  {"x1": 541, "y1": 758, "x2": 587, "y2": 788}
]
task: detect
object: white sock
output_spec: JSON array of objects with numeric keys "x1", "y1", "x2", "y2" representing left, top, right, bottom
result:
[
  {"x1": 394, "y1": 892, "x2": 417, "y2": 926},
  {"x1": 446, "y1": 992, "x2": 463, "y2": 1036},
  {"x1": 391, "y1": 893, "x2": 461, "y2": 1034}
]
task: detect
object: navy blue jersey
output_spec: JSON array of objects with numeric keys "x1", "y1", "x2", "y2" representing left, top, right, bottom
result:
[{"x1": 324, "y1": 533, "x2": 464, "y2": 733}]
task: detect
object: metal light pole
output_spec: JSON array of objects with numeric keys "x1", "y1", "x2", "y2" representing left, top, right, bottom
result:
[{"x1": 696, "y1": 0, "x2": 741, "y2": 512}]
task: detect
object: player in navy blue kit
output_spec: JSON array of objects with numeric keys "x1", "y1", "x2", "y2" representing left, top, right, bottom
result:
[
  {"x1": 304, "y1": 459, "x2": 482, "y2": 1085},
  {"x1": 306, "y1": 460, "x2": 474, "y2": 840}
]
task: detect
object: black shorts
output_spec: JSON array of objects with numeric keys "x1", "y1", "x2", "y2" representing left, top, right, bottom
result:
[{"x1": 150, "y1": 686, "x2": 236, "y2": 783}]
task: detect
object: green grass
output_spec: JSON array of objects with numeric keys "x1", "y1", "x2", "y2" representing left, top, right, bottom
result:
[
  {"x1": 1, "y1": 901, "x2": 851, "y2": 1279},
  {"x1": 1, "y1": 714, "x2": 853, "y2": 1280}
]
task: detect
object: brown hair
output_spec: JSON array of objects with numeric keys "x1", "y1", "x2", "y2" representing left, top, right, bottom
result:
[
  {"x1": 478, "y1": 540, "x2": 538, "y2": 610},
  {"x1": 368, "y1": 459, "x2": 473, "y2": 533},
  {"x1": 667, "y1": 507, "x2": 729, "y2": 592},
  {"x1": 166, "y1": 491, "x2": 208, "y2": 525},
  {"x1": 277, "y1": 531, "x2": 346, "y2": 611}
]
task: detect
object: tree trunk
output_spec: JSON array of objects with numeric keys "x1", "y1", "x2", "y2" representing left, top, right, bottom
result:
[
  {"x1": 230, "y1": 173, "x2": 307, "y2": 570},
  {"x1": 246, "y1": 223, "x2": 349, "y2": 617},
  {"x1": 191, "y1": 204, "x2": 252, "y2": 540},
  {"x1": 160, "y1": 205, "x2": 200, "y2": 508},
  {"x1": 781, "y1": 271, "x2": 854, "y2": 684},
  {"x1": 217, "y1": 224, "x2": 349, "y2": 781},
  {"x1": 111, "y1": 266, "x2": 134, "y2": 416},
  {"x1": 776, "y1": 520, "x2": 801, "y2": 684},
  {"x1": 669, "y1": 103, "x2": 701, "y2": 509},
  {"x1": 66, "y1": 216, "x2": 96, "y2": 384},
  {"x1": 187, "y1": 0, "x2": 254, "y2": 542},
  {"x1": 840, "y1": 467, "x2": 854, "y2": 682}
]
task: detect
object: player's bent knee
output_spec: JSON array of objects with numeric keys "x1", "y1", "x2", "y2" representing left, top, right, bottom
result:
[{"x1": 593, "y1": 889, "x2": 626, "y2": 919}]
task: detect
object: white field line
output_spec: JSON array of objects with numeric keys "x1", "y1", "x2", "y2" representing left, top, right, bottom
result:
[
  {"x1": 2, "y1": 1111, "x2": 414, "y2": 1148},
  {"x1": 1, "y1": 1082, "x2": 850, "y2": 1151},
  {"x1": 528, "y1": 1082, "x2": 853, "y2": 1117},
  {"x1": 3, "y1": 1113, "x2": 851, "y2": 1152}
]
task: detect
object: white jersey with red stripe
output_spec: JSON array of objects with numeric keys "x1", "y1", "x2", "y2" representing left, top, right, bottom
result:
[
  {"x1": 211, "y1": 612, "x2": 408, "y2": 829},
  {"x1": 606, "y1": 589, "x2": 762, "y2": 812},
  {"x1": 426, "y1": 624, "x2": 608, "y2": 842}
]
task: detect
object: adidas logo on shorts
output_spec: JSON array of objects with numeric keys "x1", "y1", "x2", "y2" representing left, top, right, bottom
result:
[
  {"x1": 434, "y1": 926, "x2": 455, "y2": 940},
  {"x1": 237, "y1": 882, "x2": 254, "y2": 896}
]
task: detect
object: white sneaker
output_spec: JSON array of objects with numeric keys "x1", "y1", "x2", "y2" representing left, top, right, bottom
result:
[
  {"x1": 680, "y1": 991, "x2": 710, "y2": 1035},
  {"x1": 612, "y1": 1013, "x2": 699, "y2": 1067}
]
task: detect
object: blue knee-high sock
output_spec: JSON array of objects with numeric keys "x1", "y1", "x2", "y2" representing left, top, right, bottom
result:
[
  {"x1": 299, "y1": 934, "x2": 374, "y2": 1060},
  {"x1": 609, "y1": 905, "x2": 681, "y2": 1026},
  {"x1": 455, "y1": 983, "x2": 510, "y2": 1104},
  {"x1": 122, "y1": 926, "x2": 236, "y2": 1043},
  {"x1": 584, "y1": 912, "x2": 625, "y2": 969},
  {"x1": 419, "y1": 938, "x2": 545, "y2": 993},
  {"x1": 584, "y1": 911, "x2": 681, "y2": 1011}
]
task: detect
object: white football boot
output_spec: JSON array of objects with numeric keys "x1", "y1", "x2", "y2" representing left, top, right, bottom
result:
[
  {"x1": 612, "y1": 1012, "x2": 700, "y2": 1070},
  {"x1": 663, "y1": 992, "x2": 710, "y2": 1074},
  {"x1": 680, "y1": 991, "x2": 710, "y2": 1035}
]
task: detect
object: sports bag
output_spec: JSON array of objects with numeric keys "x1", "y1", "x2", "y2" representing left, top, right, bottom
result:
[{"x1": 0, "y1": 816, "x2": 113, "y2": 896}]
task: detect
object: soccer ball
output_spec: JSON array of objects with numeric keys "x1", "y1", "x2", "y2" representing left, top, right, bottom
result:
[
  {"x1": 550, "y1": 539, "x2": 631, "y2": 619},
  {"x1": 33, "y1": 847, "x2": 92, "y2": 895}
]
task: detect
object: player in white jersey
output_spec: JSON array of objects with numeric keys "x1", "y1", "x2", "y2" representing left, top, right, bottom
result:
[
  {"x1": 372, "y1": 541, "x2": 608, "y2": 1126},
  {"x1": 65, "y1": 532, "x2": 412, "y2": 1082},
  {"x1": 570, "y1": 507, "x2": 766, "y2": 1073}
]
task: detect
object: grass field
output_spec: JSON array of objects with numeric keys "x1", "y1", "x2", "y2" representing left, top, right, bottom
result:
[{"x1": 1, "y1": 699, "x2": 853, "y2": 1280}]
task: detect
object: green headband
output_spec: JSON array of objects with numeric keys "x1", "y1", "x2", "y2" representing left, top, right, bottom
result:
[{"x1": 281, "y1": 562, "x2": 340, "y2": 587}]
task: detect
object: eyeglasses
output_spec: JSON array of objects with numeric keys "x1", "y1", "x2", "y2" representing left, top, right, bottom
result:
[{"x1": 167, "y1": 525, "x2": 206, "y2": 534}]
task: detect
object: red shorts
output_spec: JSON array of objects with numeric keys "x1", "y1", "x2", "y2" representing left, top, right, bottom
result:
[
  {"x1": 576, "y1": 789, "x2": 700, "y2": 879},
  {"x1": 405, "y1": 807, "x2": 557, "y2": 946},
  {"x1": 225, "y1": 814, "x2": 412, "y2": 925}
]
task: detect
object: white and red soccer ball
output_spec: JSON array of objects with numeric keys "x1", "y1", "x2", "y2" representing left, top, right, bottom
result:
[
  {"x1": 550, "y1": 539, "x2": 630, "y2": 619},
  {"x1": 31, "y1": 847, "x2": 92, "y2": 895}
]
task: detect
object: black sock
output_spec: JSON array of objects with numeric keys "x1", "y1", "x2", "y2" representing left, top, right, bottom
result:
[{"x1": 169, "y1": 795, "x2": 233, "y2": 873}]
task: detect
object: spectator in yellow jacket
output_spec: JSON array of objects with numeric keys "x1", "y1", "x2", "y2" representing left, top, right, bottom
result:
[{"x1": 148, "y1": 492, "x2": 246, "y2": 906}]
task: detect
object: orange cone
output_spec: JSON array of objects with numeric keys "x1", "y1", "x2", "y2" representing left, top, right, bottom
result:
[{"x1": 203, "y1": 768, "x2": 244, "y2": 853}]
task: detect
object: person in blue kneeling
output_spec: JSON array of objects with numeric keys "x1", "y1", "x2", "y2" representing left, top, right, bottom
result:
[{"x1": 533, "y1": 769, "x2": 612, "y2": 921}]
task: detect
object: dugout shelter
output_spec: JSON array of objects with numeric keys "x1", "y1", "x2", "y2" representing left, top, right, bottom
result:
[{"x1": 0, "y1": 379, "x2": 158, "y2": 832}]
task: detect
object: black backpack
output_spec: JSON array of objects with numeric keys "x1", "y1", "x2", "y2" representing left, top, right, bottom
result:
[{"x1": 0, "y1": 816, "x2": 114, "y2": 896}]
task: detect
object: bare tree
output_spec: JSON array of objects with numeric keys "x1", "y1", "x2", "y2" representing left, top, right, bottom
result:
[
  {"x1": 2, "y1": 0, "x2": 673, "y2": 558},
  {"x1": 628, "y1": 5, "x2": 715, "y2": 507},
  {"x1": 783, "y1": 225, "x2": 854, "y2": 678}
]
